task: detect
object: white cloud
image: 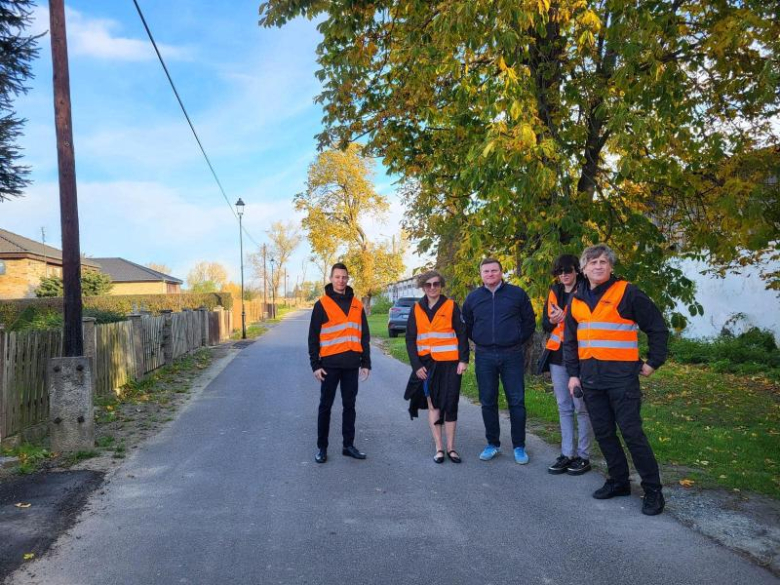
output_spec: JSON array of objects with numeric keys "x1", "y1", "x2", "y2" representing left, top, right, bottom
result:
[{"x1": 31, "y1": 6, "x2": 192, "y2": 62}]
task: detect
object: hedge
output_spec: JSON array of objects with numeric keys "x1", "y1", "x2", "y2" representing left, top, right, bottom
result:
[{"x1": 0, "y1": 292, "x2": 233, "y2": 330}]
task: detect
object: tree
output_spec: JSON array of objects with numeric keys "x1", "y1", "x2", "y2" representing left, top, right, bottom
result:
[
  {"x1": 0, "y1": 0, "x2": 39, "y2": 202},
  {"x1": 82, "y1": 270, "x2": 113, "y2": 296},
  {"x1": 187, "y1": 261, "x2": 228, "y2": 293},
  {"x1": 265, "y1": 220, "x2": 301, "y2": 299},
  {"x1": 35, "y1": 270, "x2": 113, "y2": 297},
  {"x1": 35, "y1": 275, "x2": 63, "y2": 298},
  {"x1": 261, "y1": 0, "x2": 780, "y2": 326},
  {"x1": 145, "y1": 262, "x2": 172, "y2": 275},
  {"x1": 295, "y1": 143, "x2": 405, "y2": 303}
]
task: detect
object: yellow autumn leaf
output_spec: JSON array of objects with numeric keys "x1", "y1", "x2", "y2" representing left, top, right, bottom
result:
[
  {"x1": 15, "y1": 502, "x2": 31, "y2": 508},
  {"x1": 679, "y1": 479, "x2": 695, "y2": 487},
  {"x1": 23, "y1": 553, "x2": 35, "y2": 560}
]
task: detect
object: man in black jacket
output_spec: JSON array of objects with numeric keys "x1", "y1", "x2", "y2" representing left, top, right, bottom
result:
[
  {"x1": 564, "y1": 244, "x2": 668, "y2": 515},
  {"x1": 462, "y1": 258, "x2": 536, "y2": 464},
  {"x1": 308, "y1": 263, "x2": 370, "y2": 463}
]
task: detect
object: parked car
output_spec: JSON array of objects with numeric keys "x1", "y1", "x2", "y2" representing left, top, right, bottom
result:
[{"x1": 387, "y1": 297, "x2": 418, "y2": 338}]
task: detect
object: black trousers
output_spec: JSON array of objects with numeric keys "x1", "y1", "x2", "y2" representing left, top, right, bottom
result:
[
  {"x1": 317, "y1": 368, "x2": 359, "y2": 450},
  {"x1": 583, "y1": 378, "x2": 662, "y2": 491}
]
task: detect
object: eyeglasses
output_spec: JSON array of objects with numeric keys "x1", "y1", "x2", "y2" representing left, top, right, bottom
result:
[
  {"x1": 423, "y1": 281, "x2": 442, "y2": 289},
  {"x1": 554, "y1": 267, "x2": 576, "y2": 276}
]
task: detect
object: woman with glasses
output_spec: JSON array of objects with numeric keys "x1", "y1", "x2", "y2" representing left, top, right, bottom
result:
[
  {"x1": 405, "y1": 270, "x2": 469, "y2": 463},
  {"x1": 538, "y1": 254, "x2": 594, "y2": 476}
]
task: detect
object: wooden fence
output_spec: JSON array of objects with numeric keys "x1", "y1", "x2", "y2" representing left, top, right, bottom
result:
[{"x1": 0, "y1": 306, "x2": 234, "y2": 445}]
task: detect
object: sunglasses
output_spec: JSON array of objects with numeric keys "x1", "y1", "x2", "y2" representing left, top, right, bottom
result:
[
  {"x1": 423, "y1": 281, "x2": 442, "y2": 289},
  {"x1": 554, "y1": 267, "x2": 576, "y2": 276}
]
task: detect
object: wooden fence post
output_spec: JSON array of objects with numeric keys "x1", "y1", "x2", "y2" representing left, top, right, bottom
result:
[
  {"x1": 0, "y1": 325, "x2": 6, "y2": 444},
  {"x1": 82, "y1": 317, "x2": 97, "y2": 398},
  {"x1": 214, "y1": 306, "x2": 224, "y2": 341},
  {"x1": 198, "y1": 307, "x2": 208, "y2": 347},
  {"x1": 161, "y1": 310, "x2": 173, "y2": 365},
  {"x1": 129, "y1": 313, "x2": 145, "y2": 379}
]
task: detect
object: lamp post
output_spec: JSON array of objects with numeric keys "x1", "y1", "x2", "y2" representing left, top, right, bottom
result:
[
  {"x1": 235, "y1": 198, "x2": 246, "y2": 339},
  {"x1": 270, "y1": 257, "x2": 276, "y2": 318}
]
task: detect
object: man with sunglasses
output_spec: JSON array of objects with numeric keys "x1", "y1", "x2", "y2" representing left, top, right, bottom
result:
[{"x1": 462, "y1": 258, "x2": 536, "y2": 464}]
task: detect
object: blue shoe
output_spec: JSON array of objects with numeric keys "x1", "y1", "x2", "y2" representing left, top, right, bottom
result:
[
  {"x1": 479, "y1": 445, "x2": 500, "y2": 461},
  {"x1": 514, "y1": 447, "x2": 529, "y2": 465}
]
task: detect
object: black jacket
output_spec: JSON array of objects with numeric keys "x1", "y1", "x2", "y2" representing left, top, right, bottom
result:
[
  {"x1": 537, "y1": 281, "x2": 574, "y2": 374},
  {"x1": 308, "y1": 284, "x2": 371, "y2": 371},
  {"x1": 563, "y1": 276, "x2": 668, "y2": 388},
  {"x1": 462, "y1": 281, "x2": 536, "y2": 352},
  {"x1": 404, "y1": 295, "x2": 469, "y2": 372}
]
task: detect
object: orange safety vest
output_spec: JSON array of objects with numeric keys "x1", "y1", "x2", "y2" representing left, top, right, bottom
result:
[
  {"x1": 569, "y1": 280, "x2": 639, "y2": 362},
  {"x1": 415, "y1": 299, "x2": 459, "y2": 361},
  {"x1": 545, "y1": 288, "x2": 567, "y2": 351},
  {"x1": 319, "y1": 294, "x2": 363, "y2": 357}
]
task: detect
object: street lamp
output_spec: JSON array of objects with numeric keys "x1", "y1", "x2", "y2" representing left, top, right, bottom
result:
[
  {"x1": 235, "y1": 198, "x2": 246, "y2": 339},
  {"x1": 270, "y1": 257, "x2": 276, "y2": 318}
]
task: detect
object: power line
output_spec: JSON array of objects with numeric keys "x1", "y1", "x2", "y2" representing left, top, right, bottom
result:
[{"x1": 131, "y1": 0, "x2": 263, "y2": 250}]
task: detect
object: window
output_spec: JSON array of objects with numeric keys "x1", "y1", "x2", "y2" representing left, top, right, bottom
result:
[{"x1": 0, "y1": 260, "x2": 5, "y2": 275}]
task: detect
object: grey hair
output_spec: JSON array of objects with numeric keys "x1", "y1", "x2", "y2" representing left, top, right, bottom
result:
[
  {"x1": 417, "y1": 270, "x2": 446, "y2": 289},
  {"x1": 580, "y1": 244, "x2": 617, "y2": 269}
]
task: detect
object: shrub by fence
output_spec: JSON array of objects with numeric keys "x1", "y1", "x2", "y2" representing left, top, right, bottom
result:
[
  {"x1": 0, "y1": 292, "x2": 233, "y2": 331},
  {"x1": 0, "y1": 307, "x2": 233, "y2": 446}
]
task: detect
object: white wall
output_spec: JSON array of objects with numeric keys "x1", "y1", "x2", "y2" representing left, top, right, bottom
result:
[{"x1": 674, "y1": 258, "x2": 780, "y2": 342}]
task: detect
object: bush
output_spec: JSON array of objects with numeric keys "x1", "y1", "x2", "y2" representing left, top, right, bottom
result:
[
  {"x1": 371, "y1": 295, "x2": 393, "y2": 314},
  {"x1": 0, "y1": 292, "x2": 233, "y2": 330},
  {"x1": 667, "y1": 327, "x2": 780, "y2": 378}
]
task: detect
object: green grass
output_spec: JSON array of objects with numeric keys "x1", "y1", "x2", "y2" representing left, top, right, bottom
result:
[
  {"x1": 230, "y1": 322, "x2": 268, "y2": 340},
  {"x1": 367, "y1": 311, "x2": 780, "y2": 499},
  {"x1": 1, "y1": 443, "x2": 53, "y2": 474}
]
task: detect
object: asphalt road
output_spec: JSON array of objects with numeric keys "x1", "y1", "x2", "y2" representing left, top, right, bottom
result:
[{"x1": 9, "y1": 310, "x2": 778, "y2": 585}]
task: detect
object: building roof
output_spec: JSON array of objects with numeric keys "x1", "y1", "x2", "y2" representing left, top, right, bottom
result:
[
  {"x1": 91, "y1": 257, "x2": 182, "y2": 284},
  {"x1": 0, "y1": 228, "x2": 100, "y2": 268}
]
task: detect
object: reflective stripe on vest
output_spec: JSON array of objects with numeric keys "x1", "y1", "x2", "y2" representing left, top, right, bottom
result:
[
  {"x1": 319, "y1": 294, "x2": 363, "y2": 357},
  {"x1": 569, "y1": 280, "x2": 639, "y2": 362},
  {"x1": 415, "y1": 299, "x2": 459, "y2": 362},
  {"x1": 545, "y1": 288, "x2": 567, "y2": 351}
]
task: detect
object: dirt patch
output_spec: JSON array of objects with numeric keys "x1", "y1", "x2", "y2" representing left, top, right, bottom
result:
[{"x1": 0, "y1": 470, "x2": 104, "y2": 581}]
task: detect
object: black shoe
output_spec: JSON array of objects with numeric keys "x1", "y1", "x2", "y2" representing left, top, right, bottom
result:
[
  {"x1": 566, "y1": 457, "x2": 592, "y2": 475},
  {"x1": 547, "y1": 455, "x2": 573, "y2": 475},
  {"x1": 592, "y1": 479, "x2": 631, "y2": 499},
  {"x1": 342, "y1": 445, "x2": 366, "y2": 459},
  {"x1": 642, "y1": 488, "x2": 665, "y2": 516},
  {"x1": 315, "y1": 449, "x2": 327, "y2": 464}
]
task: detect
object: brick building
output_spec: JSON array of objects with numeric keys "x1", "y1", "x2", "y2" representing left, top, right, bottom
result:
[
  {"x1": 0, "y1": 228, "x2": 101, "y2": 299},
  {"x1": 91, "y1": 258, "x2": 182, "y2": 295}
]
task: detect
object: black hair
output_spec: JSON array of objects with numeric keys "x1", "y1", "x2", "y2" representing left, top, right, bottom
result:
[{"x1": 551, "y1": 254, "x2": 581, "y2": 276}]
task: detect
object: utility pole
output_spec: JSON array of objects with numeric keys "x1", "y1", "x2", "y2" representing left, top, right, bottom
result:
[
  {"x1": 262, "y1": 244, "x2": 267, "y2": 316},
  {"x1": 41, "y1": 227, "x2": 48, "y2": 277},
  {"x1": 284, "y1": 268, "x2": 288, "y2": 301},
  {"x1": 50, "y1": 0, "x2": 83, "y2": 357}
]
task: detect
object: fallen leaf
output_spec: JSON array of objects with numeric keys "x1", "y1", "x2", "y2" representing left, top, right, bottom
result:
[
  {"x1": 679, "y1": 479, "x2": 695, "y2": 487},
  {"x1": 14, "y1": 503, "x2": 31, "y2": 508},
  {"x1": 23, "y1": 553, "x2": 35, "y2": 560}
]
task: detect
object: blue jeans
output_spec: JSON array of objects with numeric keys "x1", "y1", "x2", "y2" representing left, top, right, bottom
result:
[{"x1": 475, "y1": 349, "x2": 526, "y2": 448}]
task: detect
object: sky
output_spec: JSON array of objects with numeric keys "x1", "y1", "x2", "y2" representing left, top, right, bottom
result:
[{"x1": 1, "y1": 0, "x2": 413, "y2": 291}]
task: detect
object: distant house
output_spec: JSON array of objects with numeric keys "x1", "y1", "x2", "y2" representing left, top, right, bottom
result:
[
  {"x1": 0, "y1": 228, "x2": 101, "y2": 300},
  {"x1": 382, "y1": 275, "x2": 419, "y2": 302},
  {"x1": 91, "y1": 258, "x2": 182, "y2": 296}
]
